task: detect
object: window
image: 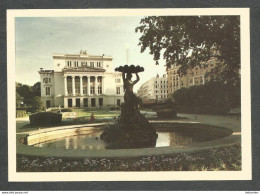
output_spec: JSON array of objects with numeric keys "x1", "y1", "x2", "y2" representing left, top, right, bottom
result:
[
  {"x1": 46, "y1": 87, "x2": 50, "y2": 95},
  {"x1": 90, "y1": 86, "x2": 95, "y2": 94},
  {"x1": 43, "y1": 77, "x2": 48, "y2": 83},
  {"x1": 90, "y1": 62, "x2": 94, "y2": 67},
  {"x1": 97, "y1": 62, "x2": 101, "y2": 68},
  {"x1": 49, "y1": 78, "x2": 51, "y2": 83},
  {"x1": 117, "y1": 99, "x2": 121, "y2": 107},
  {"x1": 115, "y1": 78, "x2": 121, "y2": 83},
  {"x1": 83, "y1": 87, "x2": 88, "y2": 94},
  {"x1": 116, "y1": 87, "x2": 120, "y2": 94},
  {"x1": 83, "y1": 98, "x2": 88, "y2": 107},
  {"x1": 181, "y1": 81, "x2": 183, "y2": 86},
  {"x1": 190, "y1": 78, "x2": 193, "y2": 83},
  {"x1": 98, "y1": 77, "x2": 102, "y2": 82},
  {"x1": 98, "y1": 86, "x2": 102, "y2": 94},
  {"x1": 200, "y1": 77, "x2": 203, "y2": 83}
]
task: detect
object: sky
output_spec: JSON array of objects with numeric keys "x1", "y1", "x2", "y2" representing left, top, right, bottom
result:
[{"x1": 15, "y1": 17, "x2": 167, "y2": 92}]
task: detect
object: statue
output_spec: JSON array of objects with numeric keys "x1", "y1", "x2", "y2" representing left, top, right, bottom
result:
[
  {"x1": 100, "y1": 65, "x2": 158, "y2": 149},
  {"x1": 123, "y1": 72, "x2": 140, "y2": 110}
]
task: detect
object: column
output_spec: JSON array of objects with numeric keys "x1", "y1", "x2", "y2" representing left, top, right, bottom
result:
[
  {"x1": 102, "y1": 76, "x2": 105, "y2": 94},
  {"x1": 80, "y1": 76, "x2": 83, "y2": 95},
  {"x1": 72, "y1": 76, "x2": 75, "y2": 96},
  {"x1": 95, "y1": 76, "x2": 98, "y2": 95},
  {"x1": 87, "y1": 76, "x2": 90, "y2": 95},
  {"x1": 202, "y1": 75, "x2": 205, "y2": 84},
  {"x1": 193, "y1": 77, "x2": 195, "y2": 86},
  {"x1": 64, "y1": 76, "x2": 67, "y2": 96},
  {"x1": 64, "y1": 98, "x2": 68, "y2": 108}
]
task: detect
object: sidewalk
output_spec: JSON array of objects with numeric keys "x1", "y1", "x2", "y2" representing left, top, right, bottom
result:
[{"x1": 178, "y1": 113, "x2": 241, "y2": 132}]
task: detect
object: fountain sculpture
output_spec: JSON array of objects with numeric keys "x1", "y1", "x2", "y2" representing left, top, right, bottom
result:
[{"x1": 100, "y1": 65, "x2": 158, "y2": 148}]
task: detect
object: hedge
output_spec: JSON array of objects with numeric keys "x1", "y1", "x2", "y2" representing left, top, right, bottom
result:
[
  {"x1": 61, "y1": 108, "x2": 73, "y2": 112},
  {"x1": 172, "y1": 81, "x2": 240, "y2": 114},
  {"x1": 16, "y1": 110, "x2": 26, "y2": 118},
  {"x1": 109, "y1": 107, "x2": 120, "y2": 111},
  {"x1": 29, "y1": 112, "x2": 62, "y2": 126}
]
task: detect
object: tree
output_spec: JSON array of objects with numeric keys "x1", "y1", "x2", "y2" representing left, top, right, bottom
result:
[
  {"x1": 31, "y1": 96, "x2": 44, "y2": 112},
  {"x1": 31, "y1": 82, "x2": 41, "y2": 97},
  {"x1": 16, "y1": 82, "x2": 41, "y2": 107},
  {"x1": 16, "y1": 92, "x2": 21, "y2": 107},
  {"x1": 135, "y1": 16, "x2": 240, "y2": 85},
  {"x1": 16, "y1": 82, "x2": 32, "y2": 105}
]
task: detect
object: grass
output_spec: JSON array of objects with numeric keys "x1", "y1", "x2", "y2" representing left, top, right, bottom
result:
[
  {"x1": 17, "y1": 108, "x2": 156, "y2": 132},
  {"x1": 72, "y1": 108, "x2": 120, "y2": 118},
  {"x1": 17, "y1": 143, "x2": 241, "y2": 172}
]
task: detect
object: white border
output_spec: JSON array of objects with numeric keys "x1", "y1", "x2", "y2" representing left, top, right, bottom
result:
[{"x1": 7, "y1": 8, "x2": 251, "y2": 181}]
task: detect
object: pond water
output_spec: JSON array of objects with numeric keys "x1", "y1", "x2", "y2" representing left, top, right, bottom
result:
[{"x1": 33, "y1": 129, "x2": 222, "y2": 150}]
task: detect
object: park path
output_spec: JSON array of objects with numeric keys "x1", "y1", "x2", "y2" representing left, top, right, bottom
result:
[{"x1": 178, "y1": 113, "x2": 241, "y2": 132}]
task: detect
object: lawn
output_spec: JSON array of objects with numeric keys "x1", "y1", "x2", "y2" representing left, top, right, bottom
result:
[{"x1": 72, "y1": 108, "x2": 120, "y2": 118}]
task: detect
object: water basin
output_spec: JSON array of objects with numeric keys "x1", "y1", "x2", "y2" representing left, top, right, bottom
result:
[{"x1": 32, "y1": 125, "x2": 232, "y2": 150}]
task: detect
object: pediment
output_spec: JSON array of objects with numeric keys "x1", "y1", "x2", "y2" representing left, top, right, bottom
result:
[{"x1": 62, "y1": 66, "x2": 106, "y2": 72}]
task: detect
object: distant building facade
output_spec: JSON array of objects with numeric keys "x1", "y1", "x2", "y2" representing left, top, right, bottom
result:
[
  {"x1": 39, "y1": 50, "x2": 124, "y2": 108},
  {"x1": 167, "y1": 57, "x2": 218, "y2": 96},
  {"x1": 137, "y1": 74, "x2": 168, "y2": 103}
]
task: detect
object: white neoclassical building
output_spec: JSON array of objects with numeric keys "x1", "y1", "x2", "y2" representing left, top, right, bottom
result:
[{"x1": 39, "y1": 50, "x2": 124, "y2": 108}]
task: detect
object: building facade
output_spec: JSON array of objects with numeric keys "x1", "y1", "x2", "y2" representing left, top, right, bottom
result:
[
  {"x1": 137, "y1": 74, "x2": 168, "y2": 103},
  {"x1": 167, "y1": 56, "x2": 217, "y2": 96},
  {"x1": 39, "y1": 50, "x2": 124, "y2": 108}
]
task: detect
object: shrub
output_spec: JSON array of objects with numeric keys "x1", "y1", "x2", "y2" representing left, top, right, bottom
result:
[
  {"x1": 61, "y1": 108, "x2": 73, "y2": 112},
  {"x1": 29, "y1": 112, "x2": 62, "y2": 126},
  {"x1": 16, "y1": 110, "x2": 26, "y2": 118},
  {"x1": 109, "y1": 107, "x2": 120, "y2": 111},
  {"x1": 156, "y1": 109, "x2": 177, "y2": 119},
  {"x1": 172, "y1": 81, "x2": 240, "y2": 114}
]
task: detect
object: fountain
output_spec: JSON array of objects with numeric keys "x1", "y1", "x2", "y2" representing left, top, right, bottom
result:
[
  {"x1": 100, "y1": 65, "x2": 158, "y2": 148},
  {"x1": 17, "y1": 65, "x2": 238, "y2": 158}
]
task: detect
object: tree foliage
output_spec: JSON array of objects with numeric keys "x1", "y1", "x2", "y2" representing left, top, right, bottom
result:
[
  {"x1": 31, "y1": 96, "x2": 44, "y2": 112},
  {"x1": 135, "y1": 16, "x2": 240, "y2": 85},
  {"x1": 16, "y1": 82, "x2": 41, "y2": 106},
  {"x1": 172, "y1": 81, "x2": 240, "y2": 112}
]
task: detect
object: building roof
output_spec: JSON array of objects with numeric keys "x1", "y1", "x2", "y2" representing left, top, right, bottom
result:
[
  {"x1": 38, "y1": 69, "x2": 54, "y2": 74},
  {"x1": 62, "y1": 66, "x2": 106, "y2": 73},
  {"x1": 52, "y1": 50, "x2": 113, "y2": 60}
]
